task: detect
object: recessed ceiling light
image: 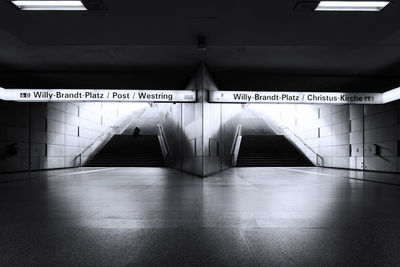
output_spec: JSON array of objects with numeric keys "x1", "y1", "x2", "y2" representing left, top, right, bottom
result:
[
  {"x1": 11, "y1": 1, "x2": 87, "y2": 11},
  {"x1": 315, "y1": 1, "x2": 389, "y2": 11}
]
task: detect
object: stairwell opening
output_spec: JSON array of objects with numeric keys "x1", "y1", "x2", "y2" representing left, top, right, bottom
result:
[
  {"x1": 236, "y1": 135, "x2": 313, "y2": 167},
  {"x1": 86, "y1": 135, "x2": 164, "y2": 167},
  {"x1": 85, "y1": 105, "x2": 169, "y2": 167}
]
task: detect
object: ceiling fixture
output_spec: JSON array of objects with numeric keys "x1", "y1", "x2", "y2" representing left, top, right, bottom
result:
[
  {"x1": 197, "y1": 36, "x2": 207, "y2": 52},
  {"x1": 11, "y1": 1, "x2": 87, "y2": 11},
  {"x1": 315, "y1": 1, "x2": 390, "y2": 11}
]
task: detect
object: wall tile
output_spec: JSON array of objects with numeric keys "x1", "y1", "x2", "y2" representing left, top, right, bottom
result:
[
  {"x1": 364, "y1": 126, "x2": 397, "y2": 143},
  {"x1": 364, "y1": 110, "x2": 396, "y2": 130},
  {"x1": 332, "y1": 109, "x2": 349, "y2": 124},
  {"x1": 351, "y1": 118, "x2": 363, "y2": 132}
]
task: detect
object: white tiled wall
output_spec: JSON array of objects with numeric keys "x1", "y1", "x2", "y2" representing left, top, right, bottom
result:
[
  {"x1": 255, "y1": 101, "x2": 400, "y2": 172},
  {"x1": 294, "y1": 104, "x2": 351, "y2": 168},
  {"x1": 45, "y1": 102, "x2": 122, "y2": 169},
  {"x1": 0, "y1": 102, "x2": 42, "y2": 172},
  {"x1": 2, "y1": 97, "x2": 399, "y2": 174},
  {"x1": 0, "y1": 101, "x2": 135, "y2": 172},
  {"x1": 363, "y1": 102, "x2": 398, "y2": 172}
]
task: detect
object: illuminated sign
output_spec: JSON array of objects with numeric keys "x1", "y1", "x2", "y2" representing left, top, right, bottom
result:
[
  {"x1": 209, "y1": 91, "x2": 383, "y2": 104},
  {"x1": 0, "y1": 89, "x2": 196, "y2": 103},
  {"x1": 1, "y1": 88, "x2": 398, "y2": 104}
]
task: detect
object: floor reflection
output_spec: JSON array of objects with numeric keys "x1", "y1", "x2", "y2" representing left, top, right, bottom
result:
[{"x1": 0, "y1": 167, "x2": 400, "y2": 265}]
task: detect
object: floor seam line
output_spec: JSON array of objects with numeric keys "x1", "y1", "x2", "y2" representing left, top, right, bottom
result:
[{"x1": 239, "y1": 227, "x2": 262, "y2": 266}]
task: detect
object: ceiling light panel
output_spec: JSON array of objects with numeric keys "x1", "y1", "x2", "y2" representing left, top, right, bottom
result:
[
  {"x1": 316, "y1": 1, "x2": 389, "y2": 11},
  {"x1": 11, "y1": 1, "x2": 87, "y2": 10}
]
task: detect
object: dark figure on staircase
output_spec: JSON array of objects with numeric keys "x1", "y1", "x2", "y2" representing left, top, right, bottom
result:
[{"x1": 133, "y1": 127, "x2": 141, "y2": 137}]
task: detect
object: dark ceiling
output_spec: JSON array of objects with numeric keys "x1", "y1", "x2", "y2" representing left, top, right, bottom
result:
[{"x1": 1, "y1": 0, "x2": 400, "y2": 91}]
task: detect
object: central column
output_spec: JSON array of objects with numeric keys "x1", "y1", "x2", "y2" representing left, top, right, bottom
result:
[
  {"x1": 160, "y1": 64, "x2": 243, "y2": 177},
  {"x1": 181, "y1": 65, "x2": 242, "y2": 177}
]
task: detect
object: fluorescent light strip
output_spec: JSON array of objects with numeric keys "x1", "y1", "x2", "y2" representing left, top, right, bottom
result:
[
  {"x1": 382, "y1": 87, "x2": 400, "y2": 103},
  {"x1": 11, "y1": 1, "x2": 87, "y2": 10},
  {"x1": 316, "y1": 1, "x2": 389, "y2": 11}
]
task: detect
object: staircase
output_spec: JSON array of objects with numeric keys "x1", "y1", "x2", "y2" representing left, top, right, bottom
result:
[
  {"x1": 86, "y1": 135, "x2": 164, "y2": 167},
  {"x1": 236, "y1": 135, "x2": 313, "y2": 167}
]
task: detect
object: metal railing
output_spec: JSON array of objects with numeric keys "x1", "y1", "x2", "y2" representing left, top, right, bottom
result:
[
  {"x1": 73, "y1": 113, "x2": 138, "y2": 167},
  {"x1": 231, "y1": 125, "x2": 242, "y2": 167},
  {"x1": 157, "y1": 123, "x2": 169, "y2": 159},
  {"x1": 74, "y1": 132, "x2": 113, "y2": 167},
  {"x1": 279, "y1": 126, "x2": 323, "y2": 166}
]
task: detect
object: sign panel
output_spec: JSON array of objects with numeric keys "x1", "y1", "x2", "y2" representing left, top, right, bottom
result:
[
  {"x1": 0, "y1": 88, "x2": 196, "y2": 103},
  {"x1": 209, "y1": 91, "x2": 383, "y2": 104}
]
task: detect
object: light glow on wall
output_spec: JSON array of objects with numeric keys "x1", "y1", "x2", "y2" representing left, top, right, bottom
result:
[
  {"x1": 107, "y1": 102, "x2": 148, "y2": 117},
  {"x1": 248, "y1": 103, "x2": 327, "y2": 166}
]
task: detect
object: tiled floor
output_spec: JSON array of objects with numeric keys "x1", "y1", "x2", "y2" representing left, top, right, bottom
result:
[{"x1": 1, "y1": 167, "x2": 400, "y2": 266}]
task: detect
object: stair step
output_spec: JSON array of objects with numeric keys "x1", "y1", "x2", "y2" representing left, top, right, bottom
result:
[
  {"x1": 236, "y1": 135, "x2": 313, "y2": 167},
  {"x1": 86, "y1": 134, "x2": 165, "y2": 167}
]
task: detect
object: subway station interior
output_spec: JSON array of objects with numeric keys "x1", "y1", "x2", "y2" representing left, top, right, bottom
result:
[{"x1": 1, "y1": 0, "x2": 400, "y2": 266}]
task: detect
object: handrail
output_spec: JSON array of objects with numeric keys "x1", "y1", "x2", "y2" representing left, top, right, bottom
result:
[
  {"x1": 157, "y1": 123, "x2": 169, "y2": 158},
  {"x1": 248, "y1": 109, "x2": 323, "y2": 166},
  {"x1": 231, "y1": 125, "x2": 242, "y2": 166},
  {"x1": 73, "y1": 114, "x2": 136, "y2": 167},
  {"x1": 279, "y1": 126, "x2": 323, "y2": 166},
  {"x1": 73, "y1": 132, "x2": 111, "y2": 166}
]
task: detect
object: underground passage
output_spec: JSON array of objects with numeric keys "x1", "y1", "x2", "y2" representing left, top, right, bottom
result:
[{"x1": 1, "y1": 0, "x2": 400, "y2": 266}]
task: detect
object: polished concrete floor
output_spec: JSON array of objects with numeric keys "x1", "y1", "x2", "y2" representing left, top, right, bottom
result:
[{"x1": 1, "y1": 167, "x2": 400, "y2": 266}]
